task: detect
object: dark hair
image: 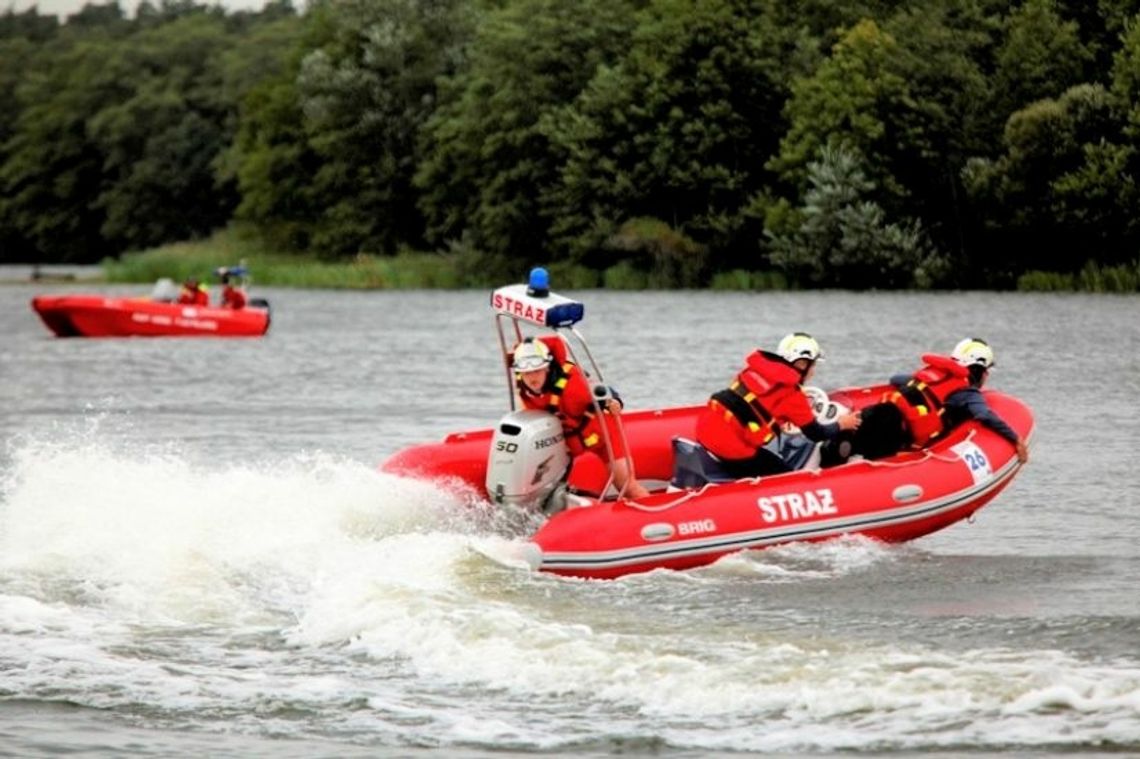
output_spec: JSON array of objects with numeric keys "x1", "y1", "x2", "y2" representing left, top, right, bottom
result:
[{"x1": 967, "y1": 364, "x2": 987, "y2": 386}]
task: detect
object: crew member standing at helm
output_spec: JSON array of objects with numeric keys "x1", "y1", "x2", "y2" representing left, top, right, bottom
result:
[
  {"x1": 512, "y1": 337, "x2": 650, "y2": 500},
  {"x1": 854, "y1": 337, "x2": 1029, "y2": 463},
  {"x1": 695, "y1": 332, "x2": 861, "y2": 478},
  {"x1": 220, "y1": 273, "x2": 247, "y2": 309}
]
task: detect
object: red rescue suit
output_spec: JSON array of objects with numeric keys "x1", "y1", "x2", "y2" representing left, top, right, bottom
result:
[
  {"x1": 222, "y1": 285, "x2": 247, "y2": 310},
  {"x1": 516, "y1": 337, "x2": 626, "y2": 460},
  {"x1": 695, "y1": 350, "x2": 815, "y2": 461},
  {"x1": 177, "y1": 286, "x2": 208, "y2": 306},
  {"x1": 886, "y1": 353, "x2": 970, "y2": 446}
]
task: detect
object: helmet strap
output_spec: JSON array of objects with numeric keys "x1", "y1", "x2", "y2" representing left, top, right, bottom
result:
[
  {"x1": 516, "y1": 374, "x2": 539, "y2": 396},
  {"x1": 542, "y1": 361, "x2": 563, "y2": 392}
]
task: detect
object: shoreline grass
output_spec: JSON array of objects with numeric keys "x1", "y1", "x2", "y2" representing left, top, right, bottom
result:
[
  {"x1": 97, "y1": 228, "x2": 1140, "y2": 292},
  {"x1": 102, "y1": 230, "x2": 470, "y2": 289},
  {"x1": 1016, "y1": 260, "x2": 1140, "y2": 293}
]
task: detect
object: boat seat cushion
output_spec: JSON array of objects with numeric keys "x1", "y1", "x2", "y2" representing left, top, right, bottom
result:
[
  {"x1": 671, "y1": 434, "x2": 825, "y2": 489},
  {"x1": 769, "y1": 434, "x2": 821, "y2": 472},
  {"x1": 670, "y1": 437, "x2": 738, "y2": 488}
]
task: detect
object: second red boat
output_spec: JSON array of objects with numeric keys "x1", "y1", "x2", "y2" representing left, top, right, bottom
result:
[{"x1": 31, "y1": 294, "x2": 271, "y2": 338}]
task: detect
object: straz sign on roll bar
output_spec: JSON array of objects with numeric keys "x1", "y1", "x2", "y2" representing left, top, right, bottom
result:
[{"x1": 490, "y1": 284, "x2": 584, "y2": 327}]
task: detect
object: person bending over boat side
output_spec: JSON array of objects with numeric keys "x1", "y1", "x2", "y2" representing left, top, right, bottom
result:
[
  {"x1": 852, "y1": 338, "x2": 1029, "y2": 463},
  {"x1": 695, "y1": 332, "x2": 861, "y2": 478},
  {"x1": 177, "y1": 278, "x2": 209, "y2": 306},
  {"x1": 512, "y1": 337, "x2": 650, "y2": 500},
  {"x1": 220, "y1": 273, "x2": 247, "y2": 310}
]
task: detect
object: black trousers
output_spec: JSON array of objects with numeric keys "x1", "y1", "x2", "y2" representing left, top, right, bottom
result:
[
  {"x1": 851, "y1": 402, "x2": 910, "y2": 460},
  {"x1": 717, "y1": 446, "x2": 791, "y2": 478}
]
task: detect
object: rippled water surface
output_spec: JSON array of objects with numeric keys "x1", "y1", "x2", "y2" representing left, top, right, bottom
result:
[{"x1": 2, "y1": 281, "x2": 1138, "y2": 757}]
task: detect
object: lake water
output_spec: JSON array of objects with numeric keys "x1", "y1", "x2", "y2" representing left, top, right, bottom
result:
[{"x1": 2, "y1": 282, "x2": 1138, "y2": 757}]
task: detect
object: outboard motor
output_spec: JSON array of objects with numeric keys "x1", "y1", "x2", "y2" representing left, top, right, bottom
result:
[
  {"x1": 485, "y1": 409, "x2": 571, "y2": 514},
  {"x1": 150, "y1": 278, "x2": 178, "y2": 302}
]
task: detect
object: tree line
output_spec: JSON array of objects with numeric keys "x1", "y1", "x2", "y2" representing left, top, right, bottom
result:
[{"x1": 3, "y1": 0, "x2": 1140, "y2": 288}]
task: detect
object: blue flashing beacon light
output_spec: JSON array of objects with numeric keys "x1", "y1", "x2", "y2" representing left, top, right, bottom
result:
[{"x1": 527, "y1": 267, "x2": 550, "y2": 297}]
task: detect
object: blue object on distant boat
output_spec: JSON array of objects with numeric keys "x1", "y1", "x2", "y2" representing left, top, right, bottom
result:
[
  {"x1": 216, "y1": 265, "x2": 249, "y2": 278},
  {"x1": 527, "y1": 267, "x2": 550, "y2": 297}
]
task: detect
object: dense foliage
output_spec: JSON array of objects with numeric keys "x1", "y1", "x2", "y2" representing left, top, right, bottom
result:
[{"x1": 3, "y1": 0, "x2": 1140, "y2": 288}]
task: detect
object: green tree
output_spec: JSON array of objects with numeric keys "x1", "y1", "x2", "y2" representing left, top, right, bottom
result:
[
  {"x1": 0, "y1": 35, "x2": 40, "y2": 262},
  {"x1": 963, "y1": 83, "x2": 1135, "y2": 275},
  {"x1": 221, "y1": 8, "x2": 313, "y2": 251},
  {"x1": 274, "y1": 0, "x2": 477, "y2": 257},
  {"x1": 0, "y1": 7, "x2": 59, "y2": 42},
  {"x1": 66, "y1": 1, "x2": 128, "y2": 28},
  {"x1": 230, "y1": 72, "x2": 321, "y2": 252},
  {"x1": 769, "y1": 19, "x2": 911, "y2": 200},
  {"x1": 1054, "y1": 0, "x2": 1140, "y2": 74},
  {"x1": 415, "y1": 0, "x2": 640, "y2": 263},
  {"x1": 1110, "y1": 9, "x2": 1140, "y2": 133},
  {"x1": 878, "y1": 0, "x2": 999, "y2": 272},
  {"x1": 87, "y1": 14, "x2": 237, "y2": 249},
  {"x1": 769, "y1": 4, "x2": 1034, "y2": 281},
  {"x1": 1, "y1": 2, "x2": 300, "y2": 262},
  {"x1": 990, "y1": 0, "x2": 1092, "y2": 122},
  {"x1": 0, "y1": 29, "x2": 128, "y2": 262},
  {"x1": 541, "y1": 0, "x2": 796, "y2": 276},
  {"x1": 768, "y1": 145, "x2": 943, "y2": 288}
]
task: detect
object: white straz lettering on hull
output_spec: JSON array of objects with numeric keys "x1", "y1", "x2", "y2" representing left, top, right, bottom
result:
[{"x1": 757, "y1": 488, "x2": 838, "y2": 523}]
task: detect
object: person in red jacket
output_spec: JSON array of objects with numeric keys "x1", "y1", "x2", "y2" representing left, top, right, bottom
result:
[
  {"x1": 177, "y1": 278, "x2": 209, "y2": 306},
  {"x1": 854, "y1": 338, "x2": 1030, "y2": 462},
  {"x1": 512, "y1": 337, "x2": 650, "y2": 499},
  {"x1": 695, "y1": 332, "x2": 861, "y2": 478},
  {"x1": 220, "y1": 274, "x2": 247, "y2": 309}
]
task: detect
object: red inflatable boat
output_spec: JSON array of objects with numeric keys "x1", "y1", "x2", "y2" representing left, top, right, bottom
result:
[
  {"x1": 32, "y1": 267, "x2": 270, "y2": 338},
  {"x1": 31, "y1": 293, "x2": 270, "y2": 337},
  {"x1": 382, "y1": 271, "x2": 1034, "y2": 580}
]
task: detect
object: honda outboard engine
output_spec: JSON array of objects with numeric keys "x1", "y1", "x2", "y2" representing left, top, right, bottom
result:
[
  {"x1": 486, "y1": 409, "x2": 571, "y2": 514},
  {"x1": 150, "y1": 278, "x2": 178, "y2": 302}
]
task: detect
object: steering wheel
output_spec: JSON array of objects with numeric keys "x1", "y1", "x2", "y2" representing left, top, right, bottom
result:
[
  {"x1": 804, "y1": 386, "x2": 851, "y2": 424},
  {"x1": 781, "y1": 386, "x2": 829, "y2": 435},
  {"x1": 803, "y1": 386, "x2": 830, "y2": 418}
]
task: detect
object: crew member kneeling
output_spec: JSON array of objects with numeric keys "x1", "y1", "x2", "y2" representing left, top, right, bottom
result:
[
  {"x1": 695, "y1": 332, "x2": 861, "y2": 478},
  {"x1": 512, "y1": 337, "x2": 650, "y2": 499},
  {"x1": 853, "y1": 338, "x2": 1029, "y2": 463}
]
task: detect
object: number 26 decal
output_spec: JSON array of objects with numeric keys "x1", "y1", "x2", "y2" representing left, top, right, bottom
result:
[{"x1": 951, "y1": 441, "x2": 992, "y2": 484}]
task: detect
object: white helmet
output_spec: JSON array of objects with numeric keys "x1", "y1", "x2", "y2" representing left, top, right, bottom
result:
[
  {"x1": 776, "y1": 332, "x2": 822, "y2": 364},
  {"x1": 513, "y1": 339, "x2": 553, "y2": 372},
  {"x1": 951, "y1": 337, "x2": 995, "y2": 369}
]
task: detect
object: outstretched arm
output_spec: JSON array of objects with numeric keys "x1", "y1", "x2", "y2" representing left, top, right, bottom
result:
[{"x1": 949, "y1": 388, "x2": 1026, "y2": 461}]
